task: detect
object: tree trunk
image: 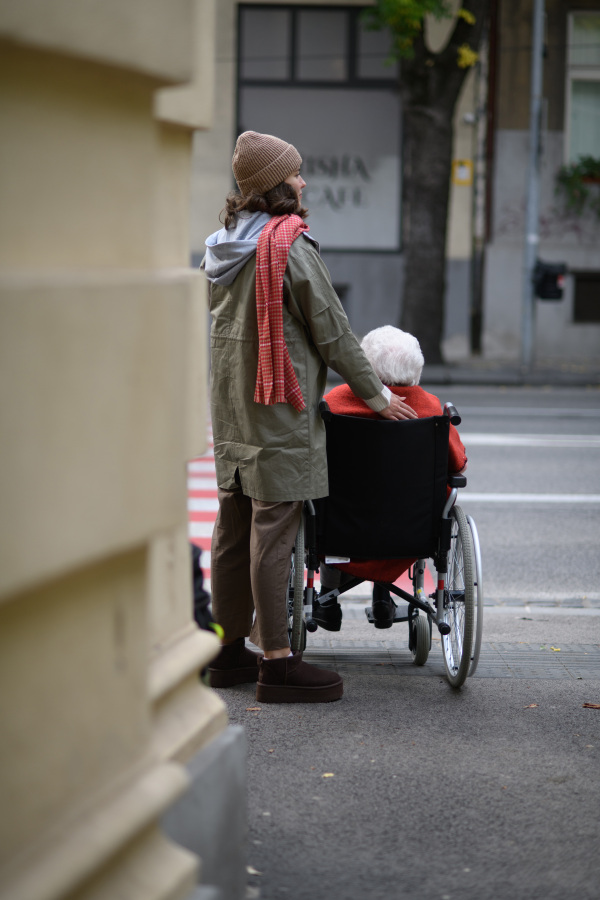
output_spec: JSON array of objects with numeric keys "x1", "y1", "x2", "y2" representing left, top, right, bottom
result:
[
  {"x1": 400, "y1": 103, "x2": 454, "y2": 364},
  {"x1": 393, "y1": 0, "x2": 490, "y2": 364}
]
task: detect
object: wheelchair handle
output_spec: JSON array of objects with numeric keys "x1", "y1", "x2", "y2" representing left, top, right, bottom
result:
[
  {"x1": 443, "y1": 402, "x2": 461, "y2": 426},
  {"x1": 319, "y1": 399, "x2": 333, "y2": 422}
]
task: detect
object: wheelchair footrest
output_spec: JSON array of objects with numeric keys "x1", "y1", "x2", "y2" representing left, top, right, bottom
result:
[{"x1": 365, "y1": 607, "x2": 409, "y2": 625}]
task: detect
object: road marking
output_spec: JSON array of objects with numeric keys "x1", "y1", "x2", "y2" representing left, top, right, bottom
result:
[
  {"x1": 188, "y1": 476, "x2": 219, "y2": 491},
  {"x1": 188, "y1": 459, "x2": 215, "y2": 473},
  {"x1": 462, "y1": 493, "x2": 600, "y2": 503},
  {"x1": 462, "y1": 433, "x2": 600, "y2": 448},
  {"x1": 457, "y1": 406, "x2": 600, "y2": 418},
  {"x1": 188, "y1": 520, "x2": 215, "y2": 537}
]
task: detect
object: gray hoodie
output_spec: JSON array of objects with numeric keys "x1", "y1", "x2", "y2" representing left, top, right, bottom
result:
[{"x1": 202, "y1": 211, "x2": 318, "y2": 285}]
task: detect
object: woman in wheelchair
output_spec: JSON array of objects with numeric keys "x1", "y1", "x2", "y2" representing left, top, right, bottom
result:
[
  {"x1": 202, "y1": 132, "x2": 418, "y2": 703},
  {"x1": 313, "y1": 325, "x2": 468, "y2": 633}
]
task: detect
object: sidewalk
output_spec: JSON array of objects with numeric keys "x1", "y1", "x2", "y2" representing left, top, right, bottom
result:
[{"x1": 222, "y1": 601, "x2": 600, "y2": 900}]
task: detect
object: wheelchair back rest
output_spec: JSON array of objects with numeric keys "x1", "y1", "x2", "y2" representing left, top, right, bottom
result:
[{"x1": 315, "y1": 412, "x2": 450, "y2": 561}]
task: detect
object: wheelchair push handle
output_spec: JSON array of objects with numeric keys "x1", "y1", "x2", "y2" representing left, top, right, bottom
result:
[
  {"x1": 319, "y1": 399, "x2": 333, "y2": 422},
  {"x1": 443, "y1": 402, "x2": 461, "y2": 426}
]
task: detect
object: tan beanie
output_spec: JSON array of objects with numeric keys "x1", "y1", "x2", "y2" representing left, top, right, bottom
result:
[{"x1": 232, "y1": 131, "x2": 302, "y2": 196}]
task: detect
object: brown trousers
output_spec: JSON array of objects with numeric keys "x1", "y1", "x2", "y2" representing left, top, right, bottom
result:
[{"x1": 210, "y1": 485, "x2": 303, "y2": 651}]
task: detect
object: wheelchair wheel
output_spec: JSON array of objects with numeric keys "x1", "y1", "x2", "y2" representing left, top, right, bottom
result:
[
  {"x1": 467, "y1": 515, "x2": 484, "y2": 677},
  {"x1": 441, "y1": 505, "x2": 474, "y2": 688},
  {"x1": 410, "y1": 614, "x2": 431, "y2": 666},
  {"x1": 288, "y1": 517, "x2": 306, "y2": 652}
]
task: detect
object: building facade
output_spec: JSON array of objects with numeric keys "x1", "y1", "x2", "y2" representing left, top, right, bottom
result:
[
  {"x1": 191, "y1": 0, "x2": 478, "y2": 361},
  {"x1": 191, "y1": 0, "x2": 600, "y2": 367},
  {"x1": 0, "y1": 2, "x2": 245, "y2": 899},
  {"x1": 484, "y1": 0, "x2": 600, "y2": 364}
]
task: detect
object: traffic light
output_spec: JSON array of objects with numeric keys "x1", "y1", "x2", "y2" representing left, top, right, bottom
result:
[{"x1": 533, "y1": 260, "x2": 567, "y2": 300}]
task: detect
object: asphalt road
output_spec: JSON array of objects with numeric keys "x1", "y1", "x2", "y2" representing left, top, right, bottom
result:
[
  {"x1": 437, "y1": 384, "x2": 600, "y2": 606},
  {"x1": 214, "y1": 384, "x2": 600, "y2": 900}
]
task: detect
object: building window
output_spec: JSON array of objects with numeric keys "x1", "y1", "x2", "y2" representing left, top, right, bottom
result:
[
  {"x1": 573, "y1": 271, "x2": 600, "y2": 323},
  {"x1": 297, "y1": 9, "x2": 349, "y2": 81},
  {"x1": 237, "y1": 5, "x2": 402, "y2": 252},
  {"x1": 565, "y1": 13, "x2": 600, "y2": 161},
  {"x1": 239, "y1": 8, "x2": 291, "y2": 80},
  {"x1": 238, "y1": 4, "x2": 399, "y2": 86}
]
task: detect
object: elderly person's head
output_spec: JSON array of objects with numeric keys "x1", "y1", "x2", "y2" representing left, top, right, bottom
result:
[{"x1": 361, "y1": 326, "x2": 424, "y2": 387}]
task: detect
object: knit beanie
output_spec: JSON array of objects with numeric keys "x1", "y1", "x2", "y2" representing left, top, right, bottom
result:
[{"x1": 232, "y1": 131, "x2": 302, "y2": 196}]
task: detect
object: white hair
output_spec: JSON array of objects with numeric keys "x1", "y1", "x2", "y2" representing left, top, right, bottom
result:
[{"x1": 360, "y1": 326, "x2": 424, "y2": 386}]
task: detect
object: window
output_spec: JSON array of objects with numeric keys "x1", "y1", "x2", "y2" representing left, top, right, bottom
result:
[
  {"x1": 238, "y1": 5, "x2": 399, "y2": 86},
  {"x1": 239, "y1": 8, "x2": 291, "y2": 80},
  {"x1": 297, "y1": 10, "x2": 348, "y2": 81},
  {"x1": 237, "y1": 5, "x2": 402, "y2": 252},
  {"x1": 565, "y1": 13, "x2": 600, "y2": 160},
  {"x1": 573, "y1": 271, "x2": 600, "y2": 323}
]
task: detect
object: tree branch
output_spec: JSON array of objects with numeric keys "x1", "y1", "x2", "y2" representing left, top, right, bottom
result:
[{"x1": 438, "y1": 0, "x2": 490, "y2": 68}]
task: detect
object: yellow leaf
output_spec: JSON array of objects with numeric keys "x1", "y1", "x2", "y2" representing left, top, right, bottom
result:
[
  {"x1": 550, "y1": 646, "x2": 561, "y2": 652},
  {"x1": 322, "y1": 772, "x2": 335, "y2": 778},
  {"x1": 458, "y1": 8, "x2": 476, "y2": 25},
  {"x1": 457, "y1": 43, "x2": 478, "y2": 68}
]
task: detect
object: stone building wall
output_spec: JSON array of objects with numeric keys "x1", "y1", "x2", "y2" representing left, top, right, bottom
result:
[{"x1": 0, "y1": 3, "x2": 234, "y2": 899}]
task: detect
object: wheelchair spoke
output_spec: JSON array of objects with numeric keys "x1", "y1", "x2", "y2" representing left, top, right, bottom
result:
[{"x1": 441, "y1": 506, "x2": 474, "y2": 687}]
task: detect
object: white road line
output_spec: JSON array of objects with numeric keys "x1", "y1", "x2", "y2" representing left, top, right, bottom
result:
[
  {"x1": 188, "y1": 521, "x2": 214, "y2": 538},
  {"x1": 461, "y1": 493, "x2": 600, "y2": 503},
  {"x1": 188, "y1": 460, "x2": 215, "y2": 473},
  {"x1": 191, "y1": 570, "x2": 600, "y2": 606},
  {"x1": 188, "y1": 497, "x2": 219, "y2": 512},
  {"x1": 462, "y1": 433, "x2": 600, "y2": 448},
  {"x1": 188, "y1": 477, "x2": 218, "y2": 491},
  {"x1": 456, "y1": 407, "x2": 600, "y2": 418}
]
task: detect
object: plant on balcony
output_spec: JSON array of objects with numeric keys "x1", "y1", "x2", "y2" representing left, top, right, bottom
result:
[{"x1": 555, "y1": 155, "x2": 600, "y2": 218}]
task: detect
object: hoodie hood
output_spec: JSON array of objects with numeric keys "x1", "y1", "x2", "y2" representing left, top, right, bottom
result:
[
  {"x1": 201, "y1": 210, "x2": 319, "y2": 285},
  {"x1": 201, "y1": 211, "x2": 271, "y2": 285}
]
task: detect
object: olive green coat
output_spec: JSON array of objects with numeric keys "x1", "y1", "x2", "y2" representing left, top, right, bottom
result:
[{"x1": 209, "y1": 234, "x2": 384, "y2": 501}]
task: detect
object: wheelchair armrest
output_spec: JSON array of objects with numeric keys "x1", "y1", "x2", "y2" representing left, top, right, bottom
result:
[
  {"x1": 448, "y1": 474, "x2": 467, "y2": 489},
  {"x1": 319, "y1": 399, "x2": 332, "y2": 422},
  {"x1": 443, "y1": 402, "x2": 461, "y2": 426}
]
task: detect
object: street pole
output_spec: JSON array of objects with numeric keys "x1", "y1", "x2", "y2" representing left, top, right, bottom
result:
[
  {"x1": 470, "y1": 29, "x2": 489, "y2": 356},
  {"x1": 521, "y1": 0, "x2": 545, "y2": 369}
]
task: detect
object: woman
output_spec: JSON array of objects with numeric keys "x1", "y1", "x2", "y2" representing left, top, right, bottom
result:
[
  {"x1": 316, "y1": 325, "x2": 468, "y2": 630},
  {"x1": 202, "y1": 131, "x2": 416, "y2": 703}
]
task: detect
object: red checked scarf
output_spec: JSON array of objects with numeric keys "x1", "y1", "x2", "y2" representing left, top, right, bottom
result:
[{"x1": 254, "y1": 214, "x2": 309, "y2": 411}]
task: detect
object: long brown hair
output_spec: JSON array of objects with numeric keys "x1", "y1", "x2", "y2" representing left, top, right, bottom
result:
[{"x1": 220, "y1": 181, "x2": 308, "y2": 230}]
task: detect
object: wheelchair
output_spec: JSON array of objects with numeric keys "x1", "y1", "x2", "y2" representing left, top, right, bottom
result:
[{"x1": 287, "y1": 400, "x2": 483, "y2": 689}]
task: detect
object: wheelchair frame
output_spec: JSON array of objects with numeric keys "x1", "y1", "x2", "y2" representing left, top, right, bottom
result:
[{"x1": 287, "y1": 402, "x2": 483, "y2": 689}]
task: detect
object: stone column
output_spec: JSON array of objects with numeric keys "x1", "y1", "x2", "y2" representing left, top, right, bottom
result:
[{"x1": 0, "y1": 3, "x2": 232, "y2": 899}]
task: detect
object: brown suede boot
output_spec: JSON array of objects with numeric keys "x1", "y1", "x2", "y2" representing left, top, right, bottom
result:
[
  {"x1": 256, "y1": 652, "x2": 343, "y2": 703},
  {"x1": 208, "y1": 637, "x2": 262, "y2": 688}
]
